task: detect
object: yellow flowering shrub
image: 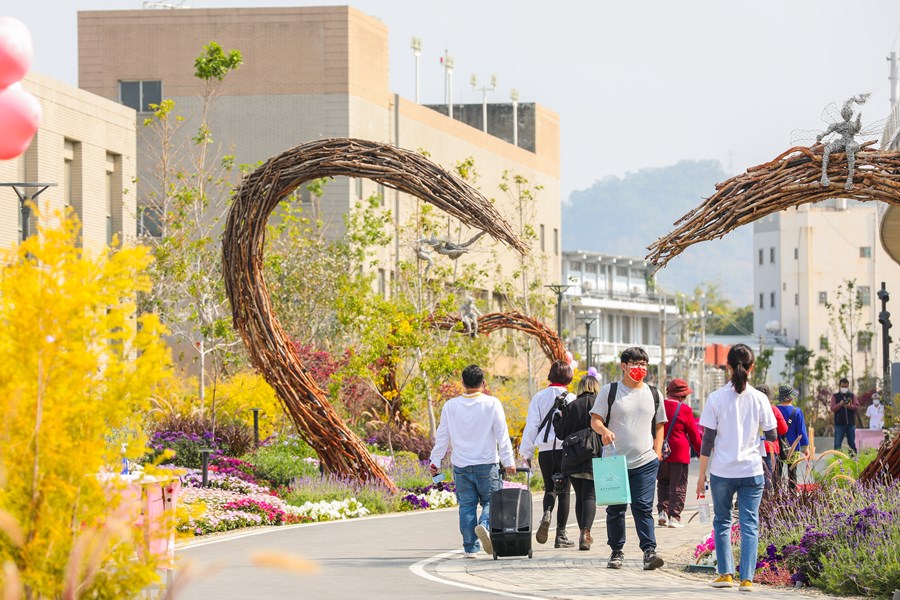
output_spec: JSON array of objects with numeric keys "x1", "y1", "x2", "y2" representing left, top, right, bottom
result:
[{"x1": 0, "y1": 209, "x2": 172, "y2": 597}]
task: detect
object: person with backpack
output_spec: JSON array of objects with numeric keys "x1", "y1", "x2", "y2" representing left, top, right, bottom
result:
[
  {"x1": 696, "y1": 344, "x2": 778, "y2": 592},
  {"x1": 590, "y1": 347, "x2": 667, "y2": 571},
  {"x1": 775, "y1": 385, "x2": 810, "y2": 490},
  {"x1": 756, "y1": 384, "x2": 788, "y2": 492},
  {"x1": 518, "y1": 359, "x2": 576, "y2": 548},
  {"x1": 656, "y1": 378, "x2": 701, "y2": 528},
  {"x1": 553, "y1": 369, "x2": 602, "y2": 550}
]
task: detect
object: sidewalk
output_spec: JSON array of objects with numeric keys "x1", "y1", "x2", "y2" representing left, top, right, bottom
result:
[{"x1": 429, "y1": 504, "x2": 829, "y2": 599}]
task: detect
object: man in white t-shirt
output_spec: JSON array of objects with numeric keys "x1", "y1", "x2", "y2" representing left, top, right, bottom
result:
[
  {"x1": 866, "y1": 393, "x2": 885, "y2": 429},
  {"x1": 430, "y1": 365, "x2": 516, "y2": 558},
  {"x1": 590, "y1": 346, "x2": 667, "y2": 571}
]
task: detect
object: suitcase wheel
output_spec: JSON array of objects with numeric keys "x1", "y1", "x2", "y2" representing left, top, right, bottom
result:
[
  {"x1": 493, "y1": 551, "x2": 498, "y2": 560},
  {"x1": 528, "y1": 548, "x2": 533, "y2": 559}
]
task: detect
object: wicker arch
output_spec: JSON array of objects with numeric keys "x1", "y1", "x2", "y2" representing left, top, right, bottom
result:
[
  {"x1": 647, "y1": 142, "x2": 900, "y2": 269},
  {"x1": 222, "y1": 138, "x2": 527, "y2": 491},
  {"x1": 645, "y1": 142, "x2": 900, "y2": 482},
  {"x1": 428, "y1": 311, "x2": 567, "y2": 362}
]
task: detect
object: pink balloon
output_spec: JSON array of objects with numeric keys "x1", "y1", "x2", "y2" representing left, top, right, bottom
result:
[
  {"x1": 0, "y1": 17, "x2": 33, "y2": 88},
  {"x1": 0, "y1": 86, "x2": 40, "y2": 160}
]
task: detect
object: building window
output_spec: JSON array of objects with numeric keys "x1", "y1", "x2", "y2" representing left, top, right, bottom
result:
[
  {"x1": 641, "y1": 317, "x2": 650, "y2": 344},
  {"x1": 759, "y1": 293, "x2": 764, "y2": 309},
  {"x1": 770, "y1": 247, "x2": 775, "y2": 263},
  {"x1": 782, "y1": 282, "x2": 786, "y2": 291},
  {"x1": 622, "y1": 316, "x2": 631, "y2": 344},
  {"x1": 794, "y1": 247, "x2": 799, "y2": 260},
  {"x1": 118, "y1": 80, "x2": 162, "y2": 112},
  {"x1": 770, "y1": 292, "x2": 775, "y2": 308},
  {"x1": 819, "y1": 291, "x2": 828, "y2": 304},
  {"x1": 106, "y1": 169, "x2": 114, "y2": 244},
  {"x1": 794, "y1": 293, "x2": 799, "y2": 306},
  {"x1": 571, "y1": 261, "x2": 582, "y2": 272},
  {"x1": 616, "y1": 266, "x2": 628, "y2": 277},
  {"x1": 553, "y1": 228, "x2": 559, "y2": 255},
  {"x1": 858, "y1": 331, "x2": 873, "y2": 352},
  {"x1": 758, "y1": 249, "x2": 763, "y2": 265},
  {"x1": 138, "y1": 206, "x2": 163, "y2": 237},
  {"x1": 540, "y1": 224, "x2": 545, "y2": 252},
  {"x1": 860, "y1": 246, "x2": 872, "y2": 258},
  {"x1": 857, "y1": 285, "x2": 871, "y2": 306},
  {"x1": 106, "y1": 153, "x2": 122, "y2": 244},
  {"x1": 585, "y1": 263, "x2": 597, "y2": 274}
]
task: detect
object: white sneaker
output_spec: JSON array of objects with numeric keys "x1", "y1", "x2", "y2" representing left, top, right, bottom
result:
[
  {"x1": 463, "y1": 552, "x2": 478, "y2": 559},
  {"x1": 474, "y1": 524, "x2": 494, "y2": 555},
  {"x1": 668, "y1": 517, "x2": 684, "y2": 528},
  {"x1": 658, "y1": 513, "x2": 668, "y2": 527}
]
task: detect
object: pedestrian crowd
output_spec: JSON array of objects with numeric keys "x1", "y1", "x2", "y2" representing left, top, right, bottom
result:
[{"x1": 428, "y1": 344, "x2": 887, "y2": 590}]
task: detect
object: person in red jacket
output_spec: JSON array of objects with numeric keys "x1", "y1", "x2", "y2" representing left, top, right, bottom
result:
[
  {"x1": 656, "y1": 378, "x2": 702, "y2": 528},
  {"x1": 756, "y1": 384, "x2": 788, "y2": 491}
]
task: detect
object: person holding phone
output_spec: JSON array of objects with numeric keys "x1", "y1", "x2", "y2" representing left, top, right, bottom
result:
[
  {"x1": 429, "y1": 365, "x2": 516, "y2": 558},
  {"x1": 830, "y1": 377, "x2": 859, "y2": 454}
]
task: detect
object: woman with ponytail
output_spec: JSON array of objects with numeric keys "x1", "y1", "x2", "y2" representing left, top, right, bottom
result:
[{"x1": 696, "y1": 344, "x2": 778, "y2": 592}]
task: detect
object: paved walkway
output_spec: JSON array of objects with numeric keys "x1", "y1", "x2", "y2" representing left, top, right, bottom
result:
[{"x1": 427, "y1": 508, "x2": 825, "y2": 599}]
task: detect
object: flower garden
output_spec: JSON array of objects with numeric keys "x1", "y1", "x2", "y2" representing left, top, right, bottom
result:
[{"x1": 692, "y1": 450, "x2": 900, "y2": 598}]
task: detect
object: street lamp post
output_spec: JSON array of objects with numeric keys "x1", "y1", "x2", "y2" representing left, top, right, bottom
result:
[
  {"x1": 1, "y1": 182, "x2": 57, "y2": 242},
  {"x1": 410, "y1": 37, "x2": 422, "y2": 104},
  {"x1": 877, "y1": 282, "x2": 892, "y2": 403},
  {"x1": 545, "y1": 284, "x2": 572, "y2": 338},
  {"x1": 470, "y1": 74, "x2": 497, "y2": 133},
  {"x1": 578, "y1": 314, "x2": 598, "y2": 368}
]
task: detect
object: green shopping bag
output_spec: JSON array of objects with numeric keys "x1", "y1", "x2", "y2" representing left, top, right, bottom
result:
[{"x1": 592, "y1": 445, "x2": 631, "y2": 506}]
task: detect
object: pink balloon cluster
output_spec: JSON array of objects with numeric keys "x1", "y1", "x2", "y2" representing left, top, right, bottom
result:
[{"x1": 0, "y1": 17, "x2": 40, "y2": 161}]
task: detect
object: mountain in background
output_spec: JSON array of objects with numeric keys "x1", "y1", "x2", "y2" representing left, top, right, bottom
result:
[{"x1": 562, "y1": 160, "x2": 753, "y2": 306}]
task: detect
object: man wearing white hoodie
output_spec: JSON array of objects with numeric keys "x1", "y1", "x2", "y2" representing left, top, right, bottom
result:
[
  {"x1": 518, "y1": 359, "x2": 576, "y2": 548},
  {"x1": 430, "y1": 365, "x2": 516, "y2": 558}
]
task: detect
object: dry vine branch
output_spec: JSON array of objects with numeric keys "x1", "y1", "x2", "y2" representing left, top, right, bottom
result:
[
  {"x1": 427, "y1": 311, "x2": 567, "y2": 362},
  {"x1": 647, "y1": 142, "x2": 900, "y2": 269},
  {"x1": 222, "y1": 138, "x2": 527, "y2": 491}
]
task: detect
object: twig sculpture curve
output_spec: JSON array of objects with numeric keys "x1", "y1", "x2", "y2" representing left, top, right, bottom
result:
[{"x1": 222, "y1": 138, "x2": 528, "y2": 491}]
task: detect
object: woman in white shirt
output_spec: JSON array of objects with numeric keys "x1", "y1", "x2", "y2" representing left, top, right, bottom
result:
[{"x1": 696, "y1": 344, "x2": 777, "y2": 592}]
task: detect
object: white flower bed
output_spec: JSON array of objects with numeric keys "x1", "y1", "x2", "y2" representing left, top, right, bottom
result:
[{"x1": 293, "y1": 498, "x2": 370, "y2": 521}]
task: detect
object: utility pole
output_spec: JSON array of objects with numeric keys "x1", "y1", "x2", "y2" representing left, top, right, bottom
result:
[
  {"x1": 699, "y1": 293, "x2": 708, "y2": 404},
  {"x1": 410, "y1": 37, "x2": 422, "y2": 104},
  {"x1": 659, "y1": 301, "x2": 667, "y2": 384},
  {"x1": 510, "y1": 88, "x2": 519, "y2": 147},
  {"x1": 442, "y1": 50, "x2": 454, "y2": 119},
  {"x1": 889, "y1": 51, "x2": 899, "y2": 106}
]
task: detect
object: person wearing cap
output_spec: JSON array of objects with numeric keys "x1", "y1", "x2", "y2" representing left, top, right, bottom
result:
[
  {"x1": 774, "y1": 385, "x2": 810, "y2": 491},
  {"x1": 656, "y1": 378, "x2": 701, "y2": 528},
  {"x1": 756, "y1": 384, "x2": 788, "y2": 492},
  {"x1": 866, "y1": 392, "x2": 884, "y2": 430}
]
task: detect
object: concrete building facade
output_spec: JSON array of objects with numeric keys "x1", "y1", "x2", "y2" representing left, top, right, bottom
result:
[
  {"x1": 753, "y1": 199, "x2": 900, "y2": 385},
  {"x1": 0, "y1": 72, "x2": 137, "y2": 254},
  {"x1": 76, "y1": 6, "x2": 562, "y2": 298}
]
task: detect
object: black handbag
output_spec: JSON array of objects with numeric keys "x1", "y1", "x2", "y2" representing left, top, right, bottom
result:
[{"x1": 561, "y1": 427, "x2": 600, "y2": 471}]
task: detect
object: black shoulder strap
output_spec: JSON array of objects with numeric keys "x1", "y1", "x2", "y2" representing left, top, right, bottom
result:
[
  {"x1": 538, "y1": 389, "x2": 566, "y2": 443},
  {"x1": 606, "y1": 382, "x2": 618, "y2": 424},
  {"x1": 650, "y1": 385, "x2": 660, "y2": 428}
]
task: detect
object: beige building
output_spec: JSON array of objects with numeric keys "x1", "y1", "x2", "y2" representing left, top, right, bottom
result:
[
  {"x1": 76, "y1": 5, "x2": 562, "y2": 301},
  {"x1": 0, "y1": 72, "x2": 137, "y2": 254},
  {"x1": 753, "y1": 198, "x2": 900, "y2": 385}
]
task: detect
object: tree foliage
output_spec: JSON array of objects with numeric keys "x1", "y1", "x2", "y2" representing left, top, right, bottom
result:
[{"x1": 0, "y1": 209, "x2": 172, "y2": 597}]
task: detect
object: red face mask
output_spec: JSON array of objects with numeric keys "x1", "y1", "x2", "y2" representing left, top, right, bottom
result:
[{"x1": 628, "y1": 366, "x2": 648, "y2": 382}]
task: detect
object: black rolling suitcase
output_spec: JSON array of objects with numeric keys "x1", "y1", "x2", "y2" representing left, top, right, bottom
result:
[{"x1": 489, "y1": 467, "x2": 533, "y2": 559}]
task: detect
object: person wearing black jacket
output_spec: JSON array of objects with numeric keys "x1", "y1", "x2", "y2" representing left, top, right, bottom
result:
[{"x1": 554, "y1": 370, "x2": 602, "y2": 551}]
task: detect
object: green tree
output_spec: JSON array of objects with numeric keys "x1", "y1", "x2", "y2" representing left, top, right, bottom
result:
[
  {"x1": 0, "y1": 209, "x2": 172, "y2": 597},
  {"x1": 781, "y1": 345, "x2": 814, "y2": 406},
  {"x1": 751, "y1": 348, "x2": 773, "y2": 386},
  {"x1": 140, "y1": 41, "x2": 244, "y2": 421},
  {"x1": 824, "y1": 279, "x2": 873, "y2": 387}
]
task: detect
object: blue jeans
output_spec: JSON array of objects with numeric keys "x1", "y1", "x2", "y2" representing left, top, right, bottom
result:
[
  {"x1": 606, "y1": 458, "x2": 659, "y2": 553},
  {"x1": 834, "y1": 424, "x2": 857, "y2": 453},
  {"x1": 710, "y1": 473, "x2": 765, "y2": 581},
  {"x1": 453, "y1": 464, "x2": 501, "y2": 553}
]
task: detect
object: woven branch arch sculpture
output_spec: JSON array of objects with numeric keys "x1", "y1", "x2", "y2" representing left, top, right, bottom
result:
[
  {"x1": 645, "y1": 142, "x2": 900, "y2": 481},
  {"x1": 222, "y1": 138, "x2": 527, "y2": 492},
  {"x1": 646, "y1": 141, "x2": 900, "y2": 269},
  {"x1": 428, "y1": 311, "x2": 567, "y2": 362}
]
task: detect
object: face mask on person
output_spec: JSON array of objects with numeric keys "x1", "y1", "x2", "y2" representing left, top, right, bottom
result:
[
  {"x1": 874, "y1": 399, "x2": 881, "y2": 406},
  {"x1": 628, "y1": 365, "x2": 648, "y2": 382},
  {"x1": 840, "y1": 387, "x2": 849, "y2": 394}
]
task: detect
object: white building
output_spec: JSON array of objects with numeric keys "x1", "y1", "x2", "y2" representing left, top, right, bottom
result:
[
  {"x1": 561, "y1": 250, "x2": 679, "y2": 370},
  {"x1": 753, "y1": 198, "x2": 900, "y2": 386}
]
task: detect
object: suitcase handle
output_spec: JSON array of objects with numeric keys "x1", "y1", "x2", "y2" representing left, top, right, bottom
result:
[{"x1": 501, "y1": 467, "x2": 531, "y2": 484}]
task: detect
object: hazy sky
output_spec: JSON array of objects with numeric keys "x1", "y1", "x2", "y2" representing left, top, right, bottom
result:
[{"x1": 7, "y1": 1, "x2": 900, "y2": 300}]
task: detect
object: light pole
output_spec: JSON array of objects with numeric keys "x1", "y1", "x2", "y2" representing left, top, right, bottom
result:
[
  {"x1": 470, "y1": 73, "x2": 497, "y2": 133},
  {"x1": 410, "y1": 36, "x2": 422, "y2": 103},
  {"x1": 1, "y1": 182, "x2": 57, "y2": 242},
  {"x1": 441, "y1": 50, "x2": 454, "y2": 119},
  {"x1": 578, "y1": 314, "x2": 598, "y2": 368},
  {"x1": 877, "y1": 282, "x2": 892, "y2": 403},
  {"x1": 510, "y1": 88, "x2": 519, "y2": 147},
  {"x1": 545, "y1": 284, "x2": 572, "y2": 338}
]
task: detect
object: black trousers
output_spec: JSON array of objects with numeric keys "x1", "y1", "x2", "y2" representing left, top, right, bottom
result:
[
  {"x1": 571, "y1": 476, "x2": 596, "y2": 530},
  {"x1": 538, "y1": 449, "x2": 571, "y2": 530}
]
